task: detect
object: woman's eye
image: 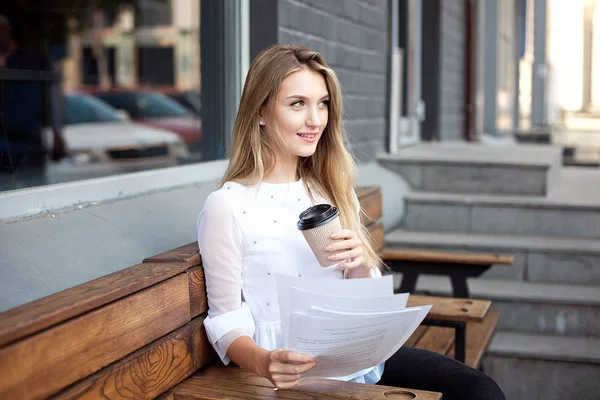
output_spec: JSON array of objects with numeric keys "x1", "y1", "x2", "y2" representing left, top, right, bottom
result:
[
  {"x1": 291, "y1": 100, "x2": 304, "y2": 107},
  {"x1": 320, "y1": 100, "x2": 330, "y2": 107}
]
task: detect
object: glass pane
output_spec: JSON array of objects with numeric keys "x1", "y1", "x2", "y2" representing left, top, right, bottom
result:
[{"x1": 0, "y1": 0, "x2": 205, "y2": 192}]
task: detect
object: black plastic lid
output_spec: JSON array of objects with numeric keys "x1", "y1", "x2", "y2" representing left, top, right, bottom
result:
[{"x1": 297, "y1": 204, "x2": 339, "y2": 230}]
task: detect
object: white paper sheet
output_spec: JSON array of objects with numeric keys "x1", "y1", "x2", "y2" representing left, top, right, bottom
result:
[
  {"x1": 288, "y1": 305, "x2": 431, "y2": 378},
  {"x1": 275, "y1": 274, "x2": 394, "y2": 344},
  {"x1": 274, "y1": 274, "x2": 431, "y2": 379},
  {"x1": 286, "y1": 287, "x2": 409, "y2": 345}
]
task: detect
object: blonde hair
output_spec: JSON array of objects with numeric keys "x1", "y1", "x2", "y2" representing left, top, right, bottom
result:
[{"x1": 222, "y1": 44, "x2": 381, "y2": 271}]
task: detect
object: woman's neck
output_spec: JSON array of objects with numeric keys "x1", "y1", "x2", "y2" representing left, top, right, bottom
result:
[{"x1": 263, "y1": 155, "x2": 299, "y2": 184}]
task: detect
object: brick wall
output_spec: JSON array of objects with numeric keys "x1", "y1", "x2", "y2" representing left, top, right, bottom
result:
[
  {"x1": 439, "y1": 0, "x2": 466, "y2": 141},
  {"x1": 277, "y1": 0, "x2": 390, "y2": 161}
]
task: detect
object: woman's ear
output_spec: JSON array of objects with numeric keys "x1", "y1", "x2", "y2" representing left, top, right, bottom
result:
[{"x1": 259, "y1": 106, "x2": 267, "y2": 127}]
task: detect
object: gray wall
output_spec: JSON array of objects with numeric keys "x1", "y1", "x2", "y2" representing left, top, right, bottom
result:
[
  {"x1": 439, "y1": 0, "x2": 466, "y2": 141},
  {"x1": 277, "y1": 0, "x2": 390, "y2": 161}
]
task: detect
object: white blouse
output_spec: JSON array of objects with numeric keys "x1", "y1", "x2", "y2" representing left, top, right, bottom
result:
[{"x1": 197, "y1": 178, "x2": 384, "y2": 384}]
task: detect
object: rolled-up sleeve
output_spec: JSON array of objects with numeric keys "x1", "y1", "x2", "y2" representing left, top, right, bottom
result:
[{"x1": 197, "y1": 191, "x2": 255, "y2": 364}]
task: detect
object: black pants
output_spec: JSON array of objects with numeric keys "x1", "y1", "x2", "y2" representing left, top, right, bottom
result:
[{"x1": 377, "y1": 346, "x2": 505, "y2": 400}]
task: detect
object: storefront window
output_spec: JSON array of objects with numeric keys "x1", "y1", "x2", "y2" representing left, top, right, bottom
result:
[{"x1": 0, "y1": 0, "x2": 204, "y2": 192}]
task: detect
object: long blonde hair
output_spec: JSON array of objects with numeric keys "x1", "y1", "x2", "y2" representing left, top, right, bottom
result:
[{"x1": 222, "y1": 44, "x2": 381, "y2": 271}]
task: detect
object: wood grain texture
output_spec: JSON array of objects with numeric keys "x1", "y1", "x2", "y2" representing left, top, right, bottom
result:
[
  {"x1": 382, "y1": 249, "x2": 514, "y2": 266},
  {"x1": 356, "y1": 186, "x2": 383, "y2": 226},
  {"x1": 56, "y1": 325, "x2": 197, "y2": 400},
  {"x1": 407, "y1": 295, "x2": 490, "y2": 323},
  {"x1": 174, "y1": 365, "x2": 442, "y2": 400},
  {"x1": 157, "y1": 393, "x2": 175, "y2": 400},
  {"x1": 0, "y1": 274, "x2": 191, "y2": 400},
  {"x1": 414, "y1": 327, "x2": 455, "y2": 355},
  {"x1": 190, "y1": 316, "x2": 217, "y2": 370},
  {"x1": 0, "y1": 261, "x2": 186, "y2": 348},
  {"x1": 405, "y1": 325, "x2": 428, "y2": 348},
  {"x1": 187, "y1": 266, "x2": 208, "y2": 318},
  {"x1": 447, "y1": 309, "x2": 501, "y2": 368},
  {"x1": 369, "y1": 222, "x2": 385, "y2": 253},
  {"x1": 143, "y1": 242, "x2": 201, "y2": 268}
]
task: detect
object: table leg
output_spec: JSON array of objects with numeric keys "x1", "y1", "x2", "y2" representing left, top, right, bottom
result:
[
  {"x1": 450, "y1": 275, "x2": 470, "y2": 298},
  {"x1": 398, "y1": 270, "x2": 419, "y2": 294}
]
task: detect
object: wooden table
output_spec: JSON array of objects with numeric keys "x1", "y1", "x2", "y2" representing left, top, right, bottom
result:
[
  {"x1": 407, "y1": 294, "x2": 492, "y2": 363},
  {"x1": 383, "y1": 248, "x2": 513, "y2": 298}
]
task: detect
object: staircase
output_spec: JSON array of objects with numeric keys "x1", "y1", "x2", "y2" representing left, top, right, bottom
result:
[{"x1": 378, "y1": 142, "x2": 600, "y2": 400}]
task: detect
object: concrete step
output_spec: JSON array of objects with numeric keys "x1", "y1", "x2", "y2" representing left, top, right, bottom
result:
[
  {"x1": 378, "y1": 142, "x2": 562, "y2": 196},
  {"x1": 404, "y1": 275, "x2": 600, "y2": 337},
  {"x1": 402, "y1": 181, "x2": 600, "y2": 238},
  {"x1": 485, "y1": 332, "x2": 600, "y2": 400},
  {"x1": 385, "y1": 229, "x2": 600, "y2": 284}
]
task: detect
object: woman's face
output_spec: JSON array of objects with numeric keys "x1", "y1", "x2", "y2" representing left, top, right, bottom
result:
[{"x1": 269, "y1": 68, "x2": 330, "y2": 159}]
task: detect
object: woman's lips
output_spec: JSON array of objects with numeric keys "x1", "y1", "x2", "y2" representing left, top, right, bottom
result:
[{"x1": 297, "y1": 132, "x2": 318, "y2": 143}]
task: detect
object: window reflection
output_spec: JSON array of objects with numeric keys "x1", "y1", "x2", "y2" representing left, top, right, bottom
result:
[{"x1": 0, "y1": 0, "x2": 202, "y2": 192}]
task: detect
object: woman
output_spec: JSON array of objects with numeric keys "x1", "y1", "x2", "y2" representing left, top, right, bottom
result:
[{"x1": 197, "y1": 44, "x2": 505, "y2": 400}]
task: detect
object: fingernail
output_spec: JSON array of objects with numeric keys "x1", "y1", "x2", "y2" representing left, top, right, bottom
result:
[
  {"x1": 325, "y1": 245, "x2": 332, "y2": 251},
  {"x1": 328, "y1": 256, "x2": 335, "y2": 260}
]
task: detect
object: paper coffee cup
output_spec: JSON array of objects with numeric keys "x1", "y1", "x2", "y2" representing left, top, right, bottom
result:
[{"x1": 298, "y1": 204, "x2": 345, "y2": 267}]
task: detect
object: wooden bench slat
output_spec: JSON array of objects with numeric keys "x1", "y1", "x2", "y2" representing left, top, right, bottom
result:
[
  {"x1": 57, "y1": 316, "x2": 215, "y2": 400},
  {"x1": 190, "y1": 316, "x2": 217, "y2": 370},
  {"x1": 57, "y1": 324, "x2": 197, "y2": 399},
  {"x1": 414, "y1": 327, "x2": 455, "y2": 355},
  {"x1": 382, "y1": 249, "x2": 514, "y2": 266},
  {"x1": 177, "y1": 364, "x2": 442, "y2": 400},
  {"x1": 405, "y1": 325, "x2": 428, "y2": 348},
  {"x1": 143, "y1": 242, "x2": 202, "y2": 268},
  {"x1": 187, "y1": 266, "x2": 208, "y2": 318},
  {"x1": 0, "y1": 261, "x2": 187, "y2": 348},
  {"x1": 407, "y1": 295, "x2": 491, "y2": 323},
  {"x1": 356, "y1": 186, "x2": 383, "y2": 226},
  {"x1": 369, "y1": 222, "x2": 384, "y2": 253},
  {"x1": 0, "y1": 274, "x2": 191, "y2": 400},
  {"x1": 447, "y1": 309, "x2": 501, "y2": 369}
]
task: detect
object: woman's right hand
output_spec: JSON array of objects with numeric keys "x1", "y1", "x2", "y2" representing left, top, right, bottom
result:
[{"x1": 258, "y1": 348, "x2": 316, "y2": 389}]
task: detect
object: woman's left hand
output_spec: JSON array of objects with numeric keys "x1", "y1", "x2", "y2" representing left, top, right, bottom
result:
[{"x1": 325, "y1": 229, "x2": 367, "y2": 269}]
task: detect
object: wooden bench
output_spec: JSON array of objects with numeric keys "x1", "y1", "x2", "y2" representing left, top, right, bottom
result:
[
  {"x1": 356, "y1": 186, "x2": 514, "y2": 299},
  {"x1": 358, "y1": 186, "x2": 502, "y2": 370},
  {"x1": 0, "y1": 190, "x2": 444, "y2": 400},
  {"x1": 0, "y1": 185, "x2": 500, "y2": 399}
]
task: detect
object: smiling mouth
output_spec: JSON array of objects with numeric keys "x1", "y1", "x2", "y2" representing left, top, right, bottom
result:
[{"x1": 297, "y1": 133, "x2": 317, "y2": 139}]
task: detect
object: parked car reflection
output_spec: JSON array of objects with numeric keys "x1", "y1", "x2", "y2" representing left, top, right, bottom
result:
[
  {"x1": 164, "y1": 90, "x2": 201, "y2": 115},
  {"x1": 46, "y1": 93, "x2": 189, "y2": 179},
  {"x1": 87, "y1": 89, "x2": 202, "y2": 156}
]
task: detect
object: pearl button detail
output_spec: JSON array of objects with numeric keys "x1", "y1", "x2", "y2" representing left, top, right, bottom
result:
[
  {"x1": 268, "y1": 272, "x2": 271, "y2": 275},
  {"x1": 267, "y1": 302, "x2": 271, "y2": 306},
  {"x1": 274, "y1": 220, "x2": 277, "y2": 223},
  {"x1": 298, "y1": 274, "x2": 302, "y2": 278}
]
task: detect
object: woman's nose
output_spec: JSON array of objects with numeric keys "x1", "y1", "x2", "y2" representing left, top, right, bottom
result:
[{"x1": 306, "y1": 107, "x2": 321, "y2": 127}]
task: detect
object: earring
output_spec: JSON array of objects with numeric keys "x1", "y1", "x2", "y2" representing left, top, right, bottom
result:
[{"x1": 259, "y1": 121, "x2": 265, "y2": 126}]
